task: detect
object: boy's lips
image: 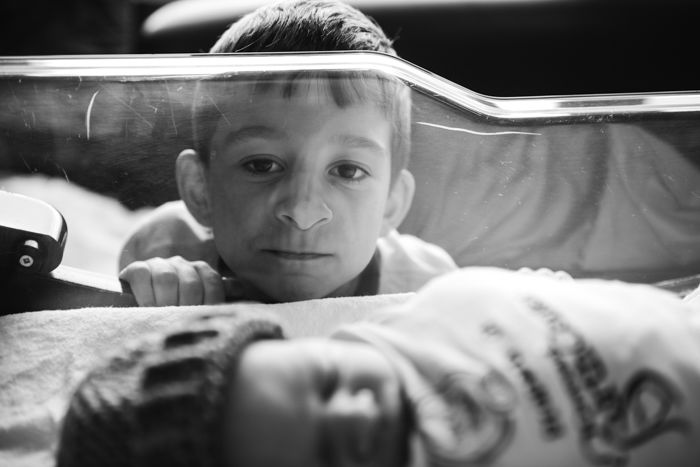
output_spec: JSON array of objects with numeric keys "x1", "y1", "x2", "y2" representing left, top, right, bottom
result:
[{"x1": 262, "y1": 249, "x2": 333, "y2": 260}]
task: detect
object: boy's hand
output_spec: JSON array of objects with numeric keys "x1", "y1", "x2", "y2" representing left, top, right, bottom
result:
[{"x1": 119, "y1": 256, "x2": 225, "y2": 307}]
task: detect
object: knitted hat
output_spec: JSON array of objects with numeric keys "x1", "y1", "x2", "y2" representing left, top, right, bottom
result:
[{"x1": 56, "y1": 310, "x2": 285, "y2": 467}]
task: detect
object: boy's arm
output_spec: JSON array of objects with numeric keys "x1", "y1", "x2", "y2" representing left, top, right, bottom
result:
[
  {"x1": 118, "y1": 200, "x2": 219, "y2": 271},
  {"x1": 118, "y1": 200, "x2": 224, "y2": 306}
]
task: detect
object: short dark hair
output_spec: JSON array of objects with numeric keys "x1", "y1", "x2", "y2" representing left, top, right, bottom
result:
[
  {"x1": 210, "y1": 0, "x2": 396, "y2": 54},
  {"x1": 192, "y1": 0, "x2": 411, "y2": 182}
]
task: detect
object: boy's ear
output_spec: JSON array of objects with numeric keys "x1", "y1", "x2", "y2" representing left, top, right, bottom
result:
[
  {"x1": 381, "y1": 169, "x2": 415, "y2": 236},
  {"x1": 176, "y1": 149, "x2": 212, "y2": 227}
]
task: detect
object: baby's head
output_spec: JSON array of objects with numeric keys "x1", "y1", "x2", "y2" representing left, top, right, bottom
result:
[
  {"x1": 176, "y1": 0, "x2": 415, "y2": 302},
  {"x1": 224, "y1": 337, "x2": 410, "y2": 467},
  {"x1": 57, "y1": 311, "x2": 410, "y2": 467}
]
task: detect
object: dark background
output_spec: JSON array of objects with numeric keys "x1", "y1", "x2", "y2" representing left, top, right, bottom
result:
[{"x1": 1, "y1": 0, "x2": 699, "y2": 97}]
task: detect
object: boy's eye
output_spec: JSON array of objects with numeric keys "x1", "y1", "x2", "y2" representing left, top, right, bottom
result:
[
  {"x1": 241, "y1": 157, "x2": 283, "y2": 175},
  {"x1": 330, "y1": 163, "x2": 369, "y2": 181}
]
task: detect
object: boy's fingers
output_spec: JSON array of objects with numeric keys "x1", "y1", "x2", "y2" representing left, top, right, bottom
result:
[
  {"x1": 173, "y1": 259, "x2": 205, "y2": 306},
  {"x1": 194, "y1": 261, "x2": 226, "y2": 304},
  {"x1": 120, "y1": 257, "x2": 225, "y2": 307},
  {"x1": 119, "y1": 262, "x2": 157, "y2": 307},
  {"x1": 149, "y1": 258, "x2": 180, "y2": 307}
]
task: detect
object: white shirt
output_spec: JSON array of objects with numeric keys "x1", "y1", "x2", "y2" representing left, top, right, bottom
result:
[
  {"x1": 377, "y1": 229, "x2": 457, "y2": 294},
  {"x1": 336, "y1": 267, "x2": 700, "y2": 467}
]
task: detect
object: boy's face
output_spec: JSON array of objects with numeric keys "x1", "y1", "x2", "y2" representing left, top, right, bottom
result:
[
  {"x1": 199, "y1": 81, "x2": 402, "y2": 301},
  {"x1": 223, "y1": 338, "x2": 409, "y2": 467}
]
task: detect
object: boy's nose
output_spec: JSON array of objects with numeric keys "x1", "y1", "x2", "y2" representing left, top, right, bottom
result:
[
  {"x1": 323, "y1": 388, "x2": 381, "y2": 466},
  {"x1": 274, "y1": 179, "x2": 333, "y2": 230}
]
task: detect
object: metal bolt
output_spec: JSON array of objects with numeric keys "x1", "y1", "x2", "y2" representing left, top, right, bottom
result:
[{"x1": 19, "y1": 255, "x2": 34, "y2": 268}]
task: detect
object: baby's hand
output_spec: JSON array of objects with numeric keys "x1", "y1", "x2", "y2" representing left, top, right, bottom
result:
[{"x1": 119, "y1": 256, "x2": 225, "y2": 307}]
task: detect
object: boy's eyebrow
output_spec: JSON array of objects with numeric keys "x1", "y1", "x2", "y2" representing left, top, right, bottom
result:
[
  {"x1": 223, "y1": 125, "x2": 283, "y2": 145},
  {"x1": 222, "y1": 127, "x2": 387, "y2": 154},
  {"x1": 332, "y1": 134, "x2": 387, "y2": 154}
]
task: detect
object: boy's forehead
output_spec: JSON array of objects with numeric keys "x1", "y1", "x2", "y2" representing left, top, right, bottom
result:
[
  {"x1": 215, "y1": 81, "x2": 330, "y2": 109},
  {"x1": 202, "y1": 80, "x2": 394, "y2": 137},
  {"x1": 198, "y1": 75, "x2": 402, "y2": 162}
]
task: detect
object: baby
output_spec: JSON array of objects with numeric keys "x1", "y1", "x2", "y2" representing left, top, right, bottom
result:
[
  {"x1": 58, "y1": 267, "x2": 700, "y2": 466},
  {"x1": 118, "y1": 0, "x2": 456, "y2": 305}
]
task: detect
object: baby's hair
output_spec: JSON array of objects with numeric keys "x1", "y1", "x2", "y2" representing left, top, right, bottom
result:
[
  {"x1": 190, "y1": 0, "x2": 412, "y2": 181},
  {"x1": 55, "y1": 311, "x2": 286, "y2": 467}
]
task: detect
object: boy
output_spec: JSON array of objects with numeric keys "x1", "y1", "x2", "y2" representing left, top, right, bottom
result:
[
  {"x1": 57, "y1": 267, "x2": 700, "y2": 466},
  {"x1": 118, "y1": 0, "x2": 457, "y2": 306}
]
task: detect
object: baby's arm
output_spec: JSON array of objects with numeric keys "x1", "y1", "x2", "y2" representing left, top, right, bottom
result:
[{"x1": 119, "y1": 256, "x2": 225, "y2": 306}]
